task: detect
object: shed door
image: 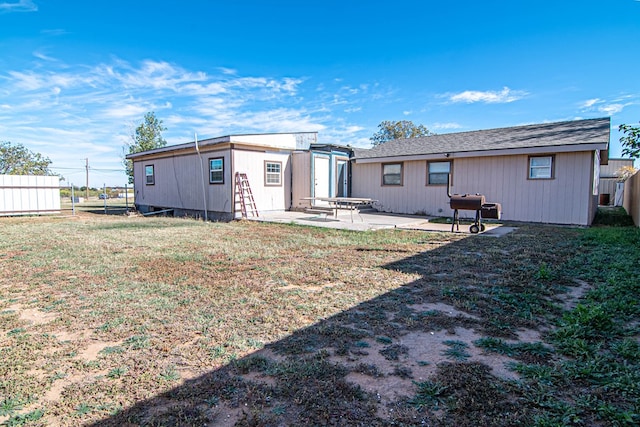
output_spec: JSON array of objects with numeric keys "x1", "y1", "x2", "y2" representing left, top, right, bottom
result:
[
  {"x1": 313, "y1": 155, "x2": 330, "y2": 205},
  {"x1": 336, "y1": 159, "x2": 347, "y2": 197}
]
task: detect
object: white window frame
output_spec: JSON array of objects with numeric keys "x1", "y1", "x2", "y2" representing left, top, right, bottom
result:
[
  {"x1": 265, "y1": 161, "x2": 282, "y2": 186},
  {"x1": 529, "y1": 155, "x2": 554, "y2": 179}
]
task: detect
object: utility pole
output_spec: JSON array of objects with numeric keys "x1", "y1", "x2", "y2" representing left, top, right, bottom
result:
[
  {"x1": 85, "y1": 158, "x2": 89, "y2": 200},
  {"x1": 71, "y1": 184, "x2": 76, "y2": 215}
]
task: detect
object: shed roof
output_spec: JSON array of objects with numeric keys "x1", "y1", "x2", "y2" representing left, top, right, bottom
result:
[
  {"x1": 354, "y1": 117, "x2": 610, "y2": 160},
  {"x1": 126, "y1": 131, "x2": 318, "y2": 160}
]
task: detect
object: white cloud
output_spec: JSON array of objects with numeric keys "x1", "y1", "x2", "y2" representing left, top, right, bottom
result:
[
  {"x1": 218, "y1": 67, "x2": 237, "y2": 75},
  {"x1": 598, "y1": 103, "x2": 625, "y2": 115},
  {"x1": 432, "y1": 122, "x2": 463, "y2": 130},
  {"x1": 344, "y1": 135, "x2": 372, "y2": 148},
  {"x1": 0, "y1": 0, "x2": 37, "y2": 13},
  {"x1": 231, "y1": 108, "x2": 325, "y2": 133},
  {"x1": 33, "y1": 51, "x2": 57, "y2": 61},
  {"x1": 102, "y1": 103, "x2": 152, "y2": 119},
  {"x1": 448, "y1": 87, "x2": 527, "y2": 104},
  {"x1": 6, "y1": 70, "x2": 92, "y2": 91},
  {"x1": 344, "y1": 125, "x2": 364, "y2": 133},
  {"x1": 0, "y1": 57, "x2": 383, "y2": 185},
  {"x1": 6, "y1": 71, "x2": 46, "y2": 90},
  {"x1": 579, "y1": 94, "x2": 636, "y2": 116},
  {"x1": 580, "y1": 98, "x2": 601, "y2": 109},
  {"x1": 100, "y1": 60, "x2": 208, "y2": 91}
]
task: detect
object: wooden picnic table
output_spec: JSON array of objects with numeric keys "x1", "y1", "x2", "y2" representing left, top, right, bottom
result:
[{"x1": 302, "y1": 197, "x2": 376, "y2": 222}]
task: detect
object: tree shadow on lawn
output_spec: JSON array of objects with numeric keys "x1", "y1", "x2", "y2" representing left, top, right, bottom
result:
[{"x1": 89, "y1": 227, "x2": 577, "y2": 426}]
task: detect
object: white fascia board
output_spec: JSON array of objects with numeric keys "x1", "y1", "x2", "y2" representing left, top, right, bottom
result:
[{"x1": 353, "y1": 143, "x2": 608, "y2": 164}]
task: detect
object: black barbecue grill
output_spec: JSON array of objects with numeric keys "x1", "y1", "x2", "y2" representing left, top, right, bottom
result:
[{"x1": 446, "y1": 175, "x2": 502, "y2": 233}]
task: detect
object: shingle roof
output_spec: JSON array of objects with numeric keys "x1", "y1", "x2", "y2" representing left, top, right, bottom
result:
[{"x1": 355, "y1": 117, "x2": 610, "y2": 160}]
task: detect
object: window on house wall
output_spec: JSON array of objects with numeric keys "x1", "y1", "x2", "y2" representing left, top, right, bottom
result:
[
  {"x1": 428, "y1": 161, "x2": 451, "y2": 185},
  {"x1": 265, "y1": 161, "x2": 282, "y2": 186},
  {"x1": 209, "y1": 158, "x2": 224, "y2": 184},
  {"x1": 382, "y1": 163, "x2": 403, "y2": 186},
  {"x1": 145, "y1": 165, "x2": 154, "y2": 185},
  {"x1": 529, "y1": 155, "x2": 554, "y2": 179}
]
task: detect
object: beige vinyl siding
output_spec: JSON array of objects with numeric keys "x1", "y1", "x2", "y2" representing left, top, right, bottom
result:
[
  {"x1": 600, "y1": 159, "x2": 634, "y2": 178},
  {"x1": 599, "y1": 179, "x2": 617, "y2": 202},
  {"x1": 353, "y1": 151, "x2": 596, "y2": 225},
  {"x1": 352, "y1": 161, "x2": 448, "y2": 215},
  {"x1": 599, "y1": 159, "x2": 634, "y2": 205},
  {"x1": 134, "y1": 149, "x2": 233, "y2": 213},
  {"x1": 291, "y1": 152, "x2": 312, "y2": 210},
  {"x1": 623, "y1": 170, "x2": 640, "y2": 227},
  {"x1": 232, "y1": 149, "x2": 291, "y2": 215}
]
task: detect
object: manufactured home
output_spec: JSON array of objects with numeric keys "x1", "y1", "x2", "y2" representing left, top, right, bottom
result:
[
  {"x1": 351, "y1": 117, "x2": 610, "y2": 226},
  {"x1": 126, "y1": 132, "x2": 354, "y2": 220},
  {"x1": 129, "y1": 118, "x2": 610, "y2": 226}
]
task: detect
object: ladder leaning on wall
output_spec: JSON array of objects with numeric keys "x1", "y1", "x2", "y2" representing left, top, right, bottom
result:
[{"x1": 234, "y1": 172, "x2": 259, "y2": 219}]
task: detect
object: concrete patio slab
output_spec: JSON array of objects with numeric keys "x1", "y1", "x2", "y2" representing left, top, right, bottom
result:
[{"x1": 249, "y1": 210, "x2": 516, "y2": 237}]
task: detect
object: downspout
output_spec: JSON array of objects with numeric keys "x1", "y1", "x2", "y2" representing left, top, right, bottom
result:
[
  {"x1": 348, "y1": 151, "x2": 353, "y2": 198},
  {"x1": 289, "y1": 152, "x2": 293, "y2": 210},
  {"x1": 230, "y1": 144, "x2": 235, "y2": 219},
  {"x1": 195, "y1": 133, "x2": 208, "y2": 221}
]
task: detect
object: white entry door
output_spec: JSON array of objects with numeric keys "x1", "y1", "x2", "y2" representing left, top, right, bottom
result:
[
  {"x1": 313, "y1": 156, "x2": 330, "y2": 205},
  {"x1": 336, "y1": 159, "x2": 348, "y2": 197}
]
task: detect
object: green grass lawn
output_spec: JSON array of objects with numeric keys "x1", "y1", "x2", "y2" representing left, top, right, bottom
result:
[{"x1": 0, "y1": 213, "x2": 638, "y2": 426}]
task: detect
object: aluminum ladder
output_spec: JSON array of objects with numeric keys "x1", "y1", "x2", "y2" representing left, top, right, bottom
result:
[{"x1": 235, "y1": 172, "x2": 259, "y2": 218}]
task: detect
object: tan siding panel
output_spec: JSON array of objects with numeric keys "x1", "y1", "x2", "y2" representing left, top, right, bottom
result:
[
  {"x1": 233, "y1": 150, "x2": 291, "y2": 213},
  {"x1": 600, "y1": 159, "x2": 634, "y2": 178},
  {"x1": 134, "y1": 150, "x2": 232, "y2": 213},
  {"x1": 623, "y1": 171, "x2": 640, "y2": 226},
  {"x1": 355, "y1": 151, "x2": 597, "y2": 225},
  {"x1": 291, "y1": 152, "x2": 311, "y2": 209}
]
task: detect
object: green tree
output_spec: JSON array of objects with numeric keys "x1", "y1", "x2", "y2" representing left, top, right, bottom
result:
[
  {"x1": 0, "y1": 141, "x2": 54, "y2": 175},
  {"x1": 619, "y1": 122, "x2": 640, "y2": 159},
  {"x1": 123, "y1": 112, "x2": 167, "y2": 184},
  {"x1": 370, "y1": 120, "x2": 432, "y2": 146}
]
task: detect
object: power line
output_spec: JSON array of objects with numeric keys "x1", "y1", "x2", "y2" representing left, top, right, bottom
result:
[{"x1": 51, "y1": 167, "x2": 125, "y2": 172}]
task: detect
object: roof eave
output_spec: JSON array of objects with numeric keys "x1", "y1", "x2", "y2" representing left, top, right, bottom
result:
[{"x1": 354, "y1": 142, "x2": 609, "y2": 164}]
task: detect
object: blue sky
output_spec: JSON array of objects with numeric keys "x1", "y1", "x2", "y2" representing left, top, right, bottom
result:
[{"x1": 1, "y1": 0, "x2": 639, "y2": 187}]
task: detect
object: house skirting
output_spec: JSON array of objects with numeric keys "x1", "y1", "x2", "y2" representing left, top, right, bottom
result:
[{"x1": 135, "y1": 204, "x2": 234, "y2": 221}]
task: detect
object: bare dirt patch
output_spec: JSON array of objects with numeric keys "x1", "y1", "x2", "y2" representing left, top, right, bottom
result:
[
  {"x1": 408, "y1": 302, "x2": 480, "y2": 320},
  {"x1": 8, "y1": 304, "x2": 58, "y2": 326},
  {"x1": 561, "y1": 278, "x2": 591, "y2": 310},
  {"x1": 50, "y1": 329, "x2": 90, "y2": 343},
  {"x1": 77, "y1": 340, "x2": 123, "y2": 361}
]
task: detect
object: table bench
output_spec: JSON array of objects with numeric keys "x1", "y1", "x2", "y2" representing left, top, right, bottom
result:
[
  {"x1": 304, "y1": 206, "x2": 335, "y2": 219},
  {"x1": 302, "y1": 197, "x2": 376, "y2": 222}
]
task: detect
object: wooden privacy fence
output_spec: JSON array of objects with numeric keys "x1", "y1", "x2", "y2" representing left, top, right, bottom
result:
[
  {"x1": 0, "y1": 175, "x2": 61, "y2": 216},
  {"x1": 623, "y1": 170, "x2": 640, "y2": 227}
]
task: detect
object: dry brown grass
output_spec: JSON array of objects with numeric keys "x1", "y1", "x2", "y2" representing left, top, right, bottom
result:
[{"x1": 0, "y1": 213, "x2": 636, "y2": 426}]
